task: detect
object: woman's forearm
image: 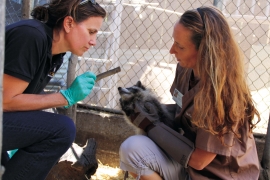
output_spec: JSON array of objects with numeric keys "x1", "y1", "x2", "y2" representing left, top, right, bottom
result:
[{"x1": 3, "y1": 93, "x2": 68, "y2": 112}]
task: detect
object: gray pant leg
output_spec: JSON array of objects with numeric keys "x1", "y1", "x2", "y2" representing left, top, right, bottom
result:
[{"x1": 119, "y1": 135, "x2": 188, "y2": 180}]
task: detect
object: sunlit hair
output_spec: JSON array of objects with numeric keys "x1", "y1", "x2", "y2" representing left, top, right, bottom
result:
[
  {"x1": 31, "y1": 0, "x2": 106, "y2": 29},
  {"x1": 179, "y1": 6, "x2": 260, "y2": 144}
]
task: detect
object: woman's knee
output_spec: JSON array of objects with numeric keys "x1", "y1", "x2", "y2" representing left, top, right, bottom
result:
[
  {"x1": 120, "y1": 135, "x2": 146, "y2": 151},
  {"x1": 53, "y1": 114, "x2": 76, "y2": 147},
  {"x1": 119, "y1": 135, "x2": 153, "y2": 160}
]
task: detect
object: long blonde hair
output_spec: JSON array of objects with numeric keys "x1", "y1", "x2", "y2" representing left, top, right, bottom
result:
[{"x1": 179, "y1": 6, "x2": 260, "y2": 143}]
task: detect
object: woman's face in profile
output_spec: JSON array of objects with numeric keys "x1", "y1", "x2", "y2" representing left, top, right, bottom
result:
[
  {"x1": 169, "y1": 23, "x2": 198, "y2": 70},
  {"x1": 65, "y1": 16, "x2": 104, "y2": 56}
]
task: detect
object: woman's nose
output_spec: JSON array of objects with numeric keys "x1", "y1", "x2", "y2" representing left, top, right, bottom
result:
[
  {"x1": 169, "y1": 45, "x2": 174, "y2": 54},
  {"x1": 89, "y1": 39, "x2": 97, "y2": 46}
]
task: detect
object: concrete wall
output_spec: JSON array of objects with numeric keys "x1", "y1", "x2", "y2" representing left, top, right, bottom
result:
[
  {"x1": 58, "y1": 108, "x2": 267, "y2": 168},
  {"x1": 57, "y1": 108, "x2": 137, "y2": 167}
]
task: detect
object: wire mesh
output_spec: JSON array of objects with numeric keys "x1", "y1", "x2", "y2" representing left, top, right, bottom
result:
[{"x1": 5, "y1": 0, "x2": 270, "y2": 134}]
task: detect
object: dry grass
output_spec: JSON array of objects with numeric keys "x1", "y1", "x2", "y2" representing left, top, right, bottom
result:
[{"x1": 91, "y1": 160, "x2": 135, "y2": 180}]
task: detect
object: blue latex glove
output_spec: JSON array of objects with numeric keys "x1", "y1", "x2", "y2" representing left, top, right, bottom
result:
[
  {"x1": 60, "y1": 72, "x2": 96, "y2": 108},
  {"x1": 7, "y1": 149, "x2": 18, "y2": 158}
]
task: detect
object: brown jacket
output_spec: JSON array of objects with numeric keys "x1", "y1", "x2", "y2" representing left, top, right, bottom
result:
[{"x1": 170, "y1": 64, "x2": 260, "y2": 180}]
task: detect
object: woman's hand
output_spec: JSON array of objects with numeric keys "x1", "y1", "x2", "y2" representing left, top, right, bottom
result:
[{"x1": 60, "y1": 72, "x2": 96, "y2": 108}]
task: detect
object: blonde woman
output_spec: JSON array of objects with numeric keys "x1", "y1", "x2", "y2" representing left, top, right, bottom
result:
[{"x1": 119, "y1": 6, "x2": 260, "y2": 180}]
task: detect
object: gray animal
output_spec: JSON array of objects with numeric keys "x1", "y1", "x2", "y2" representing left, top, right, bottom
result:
[{"x1": 118, "y1": 81, "x2": 176, "y2": 133}]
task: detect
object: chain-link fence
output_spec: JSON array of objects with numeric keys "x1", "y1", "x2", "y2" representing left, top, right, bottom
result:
[{"x1": 5, "y1": 0, "x2": 270, "y2": 134}]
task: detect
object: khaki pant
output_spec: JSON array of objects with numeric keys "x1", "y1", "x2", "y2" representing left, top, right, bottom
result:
[{"x1": 119, "y1": 135, "x2": 190, "y2": 180}]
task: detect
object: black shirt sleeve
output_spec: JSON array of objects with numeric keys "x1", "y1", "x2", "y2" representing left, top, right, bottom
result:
[{"x1": 5, "y1": 25, "x2": 47, "y2": 82}]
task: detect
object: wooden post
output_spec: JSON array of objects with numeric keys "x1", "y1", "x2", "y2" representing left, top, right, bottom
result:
[
  {"x1": 21, "y1": 0, "x2": 34, "y2": 19},
  {"x1": 62, "y1": 54, "x2": 78, "y2": 124},
  {"x1": 260, "y1": 114, "x2": 270, "y2": 180}
]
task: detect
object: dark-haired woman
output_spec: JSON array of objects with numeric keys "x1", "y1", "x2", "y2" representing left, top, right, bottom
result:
[{"x1": 3, "y1": 0, "x2": 106, "y2": 179}]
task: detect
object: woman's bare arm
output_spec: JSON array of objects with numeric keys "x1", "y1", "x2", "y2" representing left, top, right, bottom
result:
[
  {"x1": 3, "y1": 74, "x2": 68, "y2": 112},
  {"x1": 188, "y1": 147, "x2": 216, "y2": 170}
]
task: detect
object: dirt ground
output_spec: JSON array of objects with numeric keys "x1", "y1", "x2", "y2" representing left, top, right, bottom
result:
[
  {"x1": 91, "y1": 160, "x2": 135, "y2": 180},
  {"x1": 46, "y1": 159, "x2": 136, "y2": 180}
]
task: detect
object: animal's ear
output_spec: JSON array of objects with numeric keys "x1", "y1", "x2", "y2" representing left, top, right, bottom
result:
[
  {"x1": 136, "y1": 81, "x2": 146, "y2": 90},
  {"x1": 136, "y1": 81, "x2": 141, "y2": 87}
]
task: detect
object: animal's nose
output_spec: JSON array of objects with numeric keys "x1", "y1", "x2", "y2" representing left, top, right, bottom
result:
[{"x1": 118, "y1": 87, "x2": 122, "y2": 91}]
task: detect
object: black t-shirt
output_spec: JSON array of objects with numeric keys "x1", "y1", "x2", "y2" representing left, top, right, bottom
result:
[{"x1": 5, "y1": 19, "x2": 65, "y2": 94}]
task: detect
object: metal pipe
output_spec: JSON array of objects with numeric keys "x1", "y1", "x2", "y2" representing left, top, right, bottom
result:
[
  {"x1": 0, "y1": 0, "x2": 6, "y2": 176},
  {"x1": 213, "y1": 0, "x2": 223, "y2": 10},
  {"x1": 96, "y1": 66, "x2": 121, "y2": 82}
]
